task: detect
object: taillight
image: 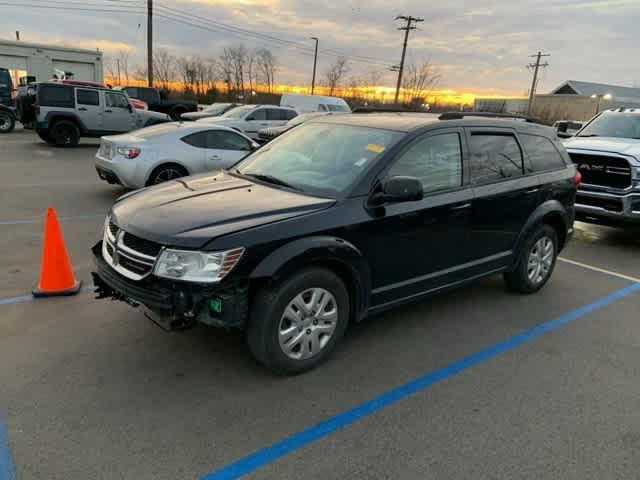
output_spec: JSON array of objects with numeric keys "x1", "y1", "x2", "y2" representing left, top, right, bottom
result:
[
  {"x1": 34, "y1": 104, "x2": 40, "y2": 115},
  {"x1": 117, "y1": 146, "x2": 141, "y2": 159},
  {"x1": 573, "y1": 170, "x2": 582, "y2": 186},
  {"x1": 10, "y1": 88, "x2": 17, "y2": 105}
]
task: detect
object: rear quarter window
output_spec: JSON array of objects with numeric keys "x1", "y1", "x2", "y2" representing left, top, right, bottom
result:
[
  {"x1": 520, "y1": 133, "x2": 567, "y2": 173},
  {"x1": 38, "y1": 85, "x2": 75, "y2": 108}
]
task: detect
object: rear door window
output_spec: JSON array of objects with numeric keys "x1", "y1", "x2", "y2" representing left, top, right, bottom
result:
[
  {"x1": 469, "y1": 132, "x2": 524, "y2": 185},
  {"x1": 76, "y1": 89, "x2": 100, "y2": 106},
  {"x1": 519, "y1": 133, "x2": 567, "y2": 173},
  {"x1": 206, "y1": 130, "x2": 251, "y2": 150},
  {"x1": 38, "y1": 85, "x2": 75, "y2": 108},
  {"x1": 181, "y1": 132, "x2": 207, "y2": 148}
]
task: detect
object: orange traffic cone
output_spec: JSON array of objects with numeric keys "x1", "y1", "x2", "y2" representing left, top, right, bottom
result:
[{"x1": 33, "y1": 206, "x2": 82, "y2": 297}]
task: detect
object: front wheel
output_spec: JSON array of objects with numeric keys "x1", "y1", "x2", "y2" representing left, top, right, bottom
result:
[
  {"x1": 247, "y1": 267, "x2": 350, "y2": 375},
  {"x1": 504, "y1": 224, "x2": 558, "y2": 294},
  {"x1": 0, "y1": 111, "x2": 15, "y2": 133}
]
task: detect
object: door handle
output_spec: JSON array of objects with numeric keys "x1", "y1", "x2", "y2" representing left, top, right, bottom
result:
[
  {"x1": 78, "y1": 107, "x2": 87, "y2": 111},
  {"x1": 524, "y1": 188, "x2": 540, "y2": 194},
  {"x1": 105, "y1": 109, "x2": 112, "y2": 113},
  {"x1": 451, "y1": 202, "x2": 472, "y2": 210},
  {"x1": 209, "y1": 154, "x2": 221, "y2": 160}
]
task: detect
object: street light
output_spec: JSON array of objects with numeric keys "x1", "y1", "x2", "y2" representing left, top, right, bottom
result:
[
  {"x1": 591, "y1": 93, "x2": 613, "y2": 114},
  {"x1": 310, "y1": 36, "x2": 319, "y2": 95}
]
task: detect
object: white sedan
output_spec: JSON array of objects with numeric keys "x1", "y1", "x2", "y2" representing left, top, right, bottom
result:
[{"x1": 95, "y1": 122, "x2": 258, "y2": 189}]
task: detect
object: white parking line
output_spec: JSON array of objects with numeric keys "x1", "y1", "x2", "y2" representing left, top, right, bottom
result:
[{"x1": 558, "y1": 257, "x2": 640, "y2": 283}]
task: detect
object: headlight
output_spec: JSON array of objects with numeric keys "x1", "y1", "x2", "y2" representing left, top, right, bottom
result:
[{"x1": 154, "y1": 247, "x2": 245, "y2": 283}]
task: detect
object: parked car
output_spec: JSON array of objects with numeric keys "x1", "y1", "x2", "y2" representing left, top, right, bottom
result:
[
  {"x1": 92, "y1": 112, "x2": 578, "y2": 374},
  {"x1": 95, "y1": 122, "x2": 258, "y2": 188},
  {"x1": 257, "y1": 111, "x2": 329, "y2": 142},
  {"x1": 0, "y1": 67, "x2": 15, "y2": 107},
  {"x1": 198, "y1": 104, "x2": 298, "y2": 140},
  {"x1": 113, "y1": 86, "x2": 197, "y2": 120},
  {"x1": 553, "y1": 120, "x2": 585, "y2": 138},
  {"x1": 181, "y1": 103, "x2": 239, "y2": 121},
  {"x1": 0, "y1": 104, "x2": 16, "y2": 133},
  {"x1": 16, "y1": 82, "x2": 169, "y2": 147},
  {"x1": 134, "y1": 109, "x2": 171, "y2": 129},
  {"x1": 280, "y1": 93, "x2": 351, "y2": 113},
  {"x1": 564, "y1": 108, "x2": 640, "y2": 225}
]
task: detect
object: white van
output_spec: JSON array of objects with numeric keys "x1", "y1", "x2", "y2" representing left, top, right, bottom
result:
[{"x1": 280, "y1": 93, "x2": 351, "y2": 114}]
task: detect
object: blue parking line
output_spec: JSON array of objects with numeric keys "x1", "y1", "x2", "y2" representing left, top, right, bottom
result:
[
  {"x1": 0, "y1": 285, "x2": 95, "y2": 306},
  {"x1": 0, "y1": 213, "x2": 105, "y2": 226},
  {"x1": 0, "y1": 416, "x2": 16, "y2": 480},
  {"x1": 201, "y1": 281, "x2": 640, "y2": 480}
]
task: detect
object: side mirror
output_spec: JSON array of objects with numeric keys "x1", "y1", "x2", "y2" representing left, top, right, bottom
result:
[
  {"x1": 250, "y1": 142, "x2": 259, "y2": 150},
  {"x1": 369, "y1": 176, "x2": 423, "y2": 206}
]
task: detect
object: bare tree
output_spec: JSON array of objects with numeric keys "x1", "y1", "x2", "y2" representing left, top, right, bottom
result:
[
  {"x1": 103, "y1": 55, "x2": 117, "y2": 83},
  {"x1": 324, "y1": 56, "x2": 349, "y2": 96},
  {"x1": 177, "y1": 56, "x2": 200, "y2": 94},
  {"x1": 401, "y1": 59, "x2": 441, "y2": 105},
  {"x1": 153, "y1": 48, "x2": 175, "y2": 90},
  {"x1": 255, "y1": 48, "x2": 276, "y2": 93},
  {"x1": 116, "y1": 50, "x2": 131, "y2": 84}
]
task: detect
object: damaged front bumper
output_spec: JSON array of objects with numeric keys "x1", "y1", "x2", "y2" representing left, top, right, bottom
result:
[{"x1": 91, "y1": 242, "x2": 249, "y2": 330}]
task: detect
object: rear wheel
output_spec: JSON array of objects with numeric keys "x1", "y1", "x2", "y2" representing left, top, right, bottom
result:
[
  {"x1": 247, "y1": 267, "x2": 349, "y2": 375},
  {"x1": 504, "y1": 224, "x2": 558, "y2": 294},
  {"x1": 147, "y1": 164, "x2": 188, "y2": 185},
  {"x1": 169, "y1": 107, "x2": 187, "y2": 120},
  {"x1": 0, "y1": 111, "x2": 15, "y2": 133},
  {"x1": 50, "y1": 120, "x2": 80, "y2": 147}
]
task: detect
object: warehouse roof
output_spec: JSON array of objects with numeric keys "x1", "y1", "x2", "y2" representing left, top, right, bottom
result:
[{"x1": 551, "y1": 80, "x2": 640, "y2": 100}]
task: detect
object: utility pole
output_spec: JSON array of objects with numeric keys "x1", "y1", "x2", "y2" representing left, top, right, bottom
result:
[
  {"x1": 310, "y1": 37, "x2": 319, "y2": 95},
  {"x1": 15, "y1": 31, "x2": 19, "y2": 41},
  {"x1": 147, "y1": 0, "x2": 153, "y2": 87},
  {"x1": 394, "y1": 15, "x2": 423, "y2": 104},
  {"x1": 526, "y1": 51, "x2": 549, "y2": 116}
]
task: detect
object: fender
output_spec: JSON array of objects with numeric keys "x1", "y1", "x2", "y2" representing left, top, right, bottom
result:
[
  {"x1": 513, "y1": 199, "x2": 570, "y2": 262},
  {"x1": 250, "y1": 236, "x2": 372, "y2": 321},
  {"x1": 45, "y1": 112, "x2": 87, "y2": 133},
  {"x1": 0, "y1": 105, "x2": 15, "y2": 119}
]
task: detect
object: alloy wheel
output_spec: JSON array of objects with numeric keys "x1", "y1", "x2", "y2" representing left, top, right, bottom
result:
[
  {"x1": 154, "y1": 168, "x2": 184, "y2": 184},
  {"x1": 527, "y1": 236, "x2": 554, "y2": 286},
  {"x1": 278, "y1": 288, "x2": 338, "y2": 361}
]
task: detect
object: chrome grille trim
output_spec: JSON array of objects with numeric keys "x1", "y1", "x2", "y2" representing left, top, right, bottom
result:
[{"x1": 103, "y1": 220, "x2": 162, "y2": 281}]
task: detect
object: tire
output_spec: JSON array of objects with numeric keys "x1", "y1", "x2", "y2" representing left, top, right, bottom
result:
[
  {"x1": 146, "y1": 164, "x2": 188, "y2": 186},
  {"x1": 247, "y1": 267, "x2": 350, "y2": 375},
  {"x1": 50, "y1": 120, "x2": 80, "y2": 147},
  {"x1": 0, "y1": 111, "x2": 15, "y2": 133},
  {"x1": 169, "y1": 107, "x2": 187, "y2": 121},
  {"x1": 36, "y1": 128, "x2": 54, "y2": 144},
  {"x1": 504, "y1": 224, "x2": 558, "y2": 294}
]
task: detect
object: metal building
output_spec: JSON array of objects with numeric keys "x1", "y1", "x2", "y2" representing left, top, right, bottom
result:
[{"x1": 0, "y1": 39, "x2": 103, "y2": 86}]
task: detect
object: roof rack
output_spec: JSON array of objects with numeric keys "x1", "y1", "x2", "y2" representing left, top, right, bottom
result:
[{"x1": 438, "y1": 111, "x2": 544, "y2": 124}]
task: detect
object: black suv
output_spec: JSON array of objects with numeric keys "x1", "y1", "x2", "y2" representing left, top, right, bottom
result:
[{"x1": 92, "y1": 113, "x2": 579, "y2": 374}]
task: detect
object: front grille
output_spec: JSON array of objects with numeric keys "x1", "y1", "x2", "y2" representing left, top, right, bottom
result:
[
  {"x1": 576, "y1": 194, "x2": 624, "y2": 212},
  {"x1": 103, "y1": 220, "x2": 162, "y2": 281},
  {"x1": 569, "y1": 153, "x2": 632, "y2": 189},
  {"x1": 122, "y1": 232, "x2": 162, "y2": 257}
]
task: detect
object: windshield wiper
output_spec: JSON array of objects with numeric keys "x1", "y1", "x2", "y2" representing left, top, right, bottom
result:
[
  {"x1": 577, "y1": 134, "x2": 600, "y2": 137},
  {"x1": 242, "y1": 173, "x2": 301, "y2": 191}
]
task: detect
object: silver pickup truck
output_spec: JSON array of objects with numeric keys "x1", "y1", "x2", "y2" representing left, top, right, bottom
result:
[{"x1": 564, "y1": 108, "x2": 640, "y2": 225}]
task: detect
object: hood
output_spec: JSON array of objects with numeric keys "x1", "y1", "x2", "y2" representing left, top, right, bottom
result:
[
  {"x1": 110, "y1": 171, "x2": 334, "y2": 249},
  {"x1": 564, "y1": 136, "x2": 640, "y2": 160},
  {"x1": 181, "y1": 111, "x2": 219, "y2": 120}
]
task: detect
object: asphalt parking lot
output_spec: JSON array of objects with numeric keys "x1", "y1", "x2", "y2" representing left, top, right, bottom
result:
[{"x1": 2, "y1": 127, "x2": 640, "y2": 480}]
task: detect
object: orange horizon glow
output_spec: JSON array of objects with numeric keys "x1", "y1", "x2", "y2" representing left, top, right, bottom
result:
[{"x1": 105, "y1": 76, "x2": 524, "y2": 105}]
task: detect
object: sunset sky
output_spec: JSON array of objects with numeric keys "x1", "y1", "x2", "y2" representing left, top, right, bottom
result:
[{"x1": 2, "y1": 0, "x2": 639, "y2": 98}]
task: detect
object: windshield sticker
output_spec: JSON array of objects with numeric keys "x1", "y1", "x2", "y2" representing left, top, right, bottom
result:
[{"x1": 366, "y1": 143, "x2": 385, "y2": 154}]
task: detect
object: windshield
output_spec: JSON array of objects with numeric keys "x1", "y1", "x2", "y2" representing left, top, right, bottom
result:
[
  {"x1": 578, "y1": 113, "x2": 640, "y2": 139},
  {"x1": 131, "y1": 123, "x2": 180, "y2": 138},
  {"x1": 204, "y1": 103, "x2": 231, "y2": 114},
  {"x1": 234, "y1": 123, "x2": 401, "y2": 196},
  {"x1": 326, "y1": 104, "x2": 350, "y2": 112},
  {"x1": 222, "y1": 105, "x2": 254, "y2": 118},
  {"x1": 286, "y1": 112, "x2": 326, "y2": 126}
]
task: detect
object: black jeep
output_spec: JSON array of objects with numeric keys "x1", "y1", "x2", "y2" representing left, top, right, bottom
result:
[{"x1": 93, "y1": 112, "x2": 579, "y2": 374}]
